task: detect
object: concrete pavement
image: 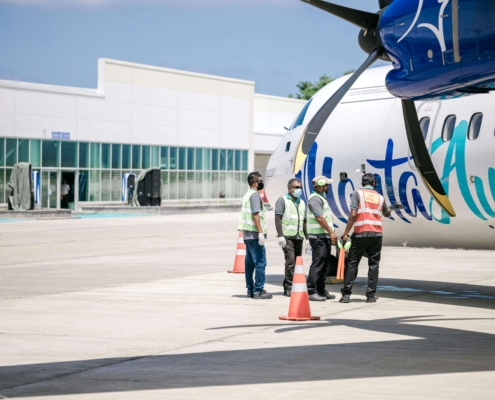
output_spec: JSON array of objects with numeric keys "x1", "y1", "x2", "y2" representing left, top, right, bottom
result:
[{"x1": 1, "y1": 212, "x2": 495, "y2": 399}]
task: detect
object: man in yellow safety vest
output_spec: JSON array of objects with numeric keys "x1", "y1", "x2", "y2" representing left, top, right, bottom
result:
[
  {"x1": 306, "y1": 175, "x2": 338, "y2": 302},
  {"x1": 275, "y1": 178, "x2": 307, "y2": 297},
  {"x1": 237, "y1": 172, "x2": 272, "y2": 300}
]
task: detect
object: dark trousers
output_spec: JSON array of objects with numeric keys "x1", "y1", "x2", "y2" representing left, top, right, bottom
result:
[
  {"x1": 307, "y1": 237, "x2": 331, "y2": 295},
  {"x1": 282, "y1": 238, "x2": 303, "y2": 293},
  {"x1": 341, "y1": 236, "x2": 383, "y2": 297}
]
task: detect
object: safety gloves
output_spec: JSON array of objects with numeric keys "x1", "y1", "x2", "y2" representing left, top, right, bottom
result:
[
  {"x1": 338, "y1": 237, "x2": 352, "y2": 251},
  {"x1": 258, "y1": 235, "x2": 265, "y2": 247},
  {"x1": 278, "y1": 237, "x2": 287, "y2": 248}
]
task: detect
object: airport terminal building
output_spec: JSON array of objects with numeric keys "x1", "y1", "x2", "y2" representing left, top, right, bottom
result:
[{"x1": 0, "y1": 59, "x2": 305, "y2": 209}]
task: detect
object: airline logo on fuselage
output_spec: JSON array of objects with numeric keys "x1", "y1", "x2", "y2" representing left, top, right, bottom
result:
[{"x1": 296, "y1": 120, "x2": 495, "y2": 226}]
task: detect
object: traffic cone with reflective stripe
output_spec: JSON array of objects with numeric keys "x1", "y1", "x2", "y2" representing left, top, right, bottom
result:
[
  {"x1": 228, "y1": 232, "x2": 246, "y2": 274},
  {"x1": 279, "y1": 256, "x2": 320, "y2": 321}
]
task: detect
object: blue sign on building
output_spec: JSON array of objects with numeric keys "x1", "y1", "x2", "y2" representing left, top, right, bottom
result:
[{"x1": 52, "y1": 132, "x2": 70, "y2": 140}]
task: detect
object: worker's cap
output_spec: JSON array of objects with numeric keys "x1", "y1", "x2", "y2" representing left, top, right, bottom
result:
[{"x1": 312, "y1": 175, "x2": 333, "y2": 186}]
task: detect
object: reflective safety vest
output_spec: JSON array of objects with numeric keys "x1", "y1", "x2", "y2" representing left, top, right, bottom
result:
[
  {"x1": 307, "y1": 192, "x2": 334, "y2": 235},
  {"x1": 354, "y1": 189, "x2": 385, "y2": 234},
  {"x1": 237, "y1": 189, "x2": 267, "y2": 234},
  {"x1": 280, "y1": 196, "x2": 305, "y2": 238}
]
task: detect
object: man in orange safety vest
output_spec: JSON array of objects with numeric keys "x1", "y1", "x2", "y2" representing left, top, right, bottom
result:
[{"x1": 339, "y1": 173, "x2": 396, "y2": 304}]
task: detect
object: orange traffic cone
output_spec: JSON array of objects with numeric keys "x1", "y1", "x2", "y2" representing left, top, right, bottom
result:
[
  {"x1": 279, "y1": 256, "x2": 320, "y2": 321},
  {"x1": 336, "y1": 248, "x2": 346, "y2": 280},
  {"x1": 228, "y1": 232, "x2": 246, "y2": 274}
]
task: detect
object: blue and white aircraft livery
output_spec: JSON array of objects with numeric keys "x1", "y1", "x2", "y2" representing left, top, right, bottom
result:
[
  {"x1": 265, "y1": 0, "x2": 495, "y2": 249},
  {"x1": 265, "y1": 66, "x2": 495, "y2": 249}
]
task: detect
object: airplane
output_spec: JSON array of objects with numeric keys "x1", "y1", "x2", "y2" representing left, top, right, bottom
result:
[{"x1": 265, "y1": 0, "x2": 495, "y2": 250}]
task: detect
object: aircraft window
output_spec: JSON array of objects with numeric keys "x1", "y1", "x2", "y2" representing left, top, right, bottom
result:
[
  {"x1": 285, "y1": 142, "x2": 291, "y2": 152},
  {"x1": 289, "y1": 99, "x2": 313, "y2": 130},
  {"x1": 419, "y1": 117, "x2": 430, "y2": 140},
  {"x1": 442, "y1": 115, "x2": 457, "y2": 142},
  {"x1": 468, "y1": 113, "x2": 483, "y2": 140}
]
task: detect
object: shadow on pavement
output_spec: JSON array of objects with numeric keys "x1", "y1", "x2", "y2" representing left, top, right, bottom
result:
[
  {"x1": 266, "y1": 274, "x2": 495, "y2": 310},
  {"x1": 2, "y1": 315, "x2": 495, "y2": 397}
]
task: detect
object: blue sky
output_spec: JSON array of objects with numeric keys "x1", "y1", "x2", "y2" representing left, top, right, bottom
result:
[{"x1": 0, "y1": 0, "x2": 383, "y2": 97}]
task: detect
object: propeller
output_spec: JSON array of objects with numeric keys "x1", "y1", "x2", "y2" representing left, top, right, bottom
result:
[{"x1": 294, "y1": 0, "x2": 456, "y2": 217}]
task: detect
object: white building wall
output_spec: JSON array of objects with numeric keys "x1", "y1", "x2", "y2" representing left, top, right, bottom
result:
[
  {"x1": 0, "y1": 59, "x2": 255, "y2": 155},
  {"x1": 254, "y1": 94, "x2": 306, "y2": 154}
]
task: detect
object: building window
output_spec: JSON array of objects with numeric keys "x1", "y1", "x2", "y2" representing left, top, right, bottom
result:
[
  {"x1": 234, "y1": 150, "x2": 241, "y2": 171},
  {"x1": 111, "y1": 171, "x2": 121, "y2": 201},
  {"x1": 122, "y1": 144, "x2": 131, "y2": 169},
  {"x1": 220, "y1": 149, "x2": 226, "y2": 171},
  {"x1": 160, "y1": 147, "x2": 169, "y2": 169},
  {"x1": 169, "y1": 147, "x2": 177, "y2": 170},
  {"x1": 0, "y1": 138, "x2": 4, "y2": 166},
  {"x1": 79, "y1": 171, "x2": 89, "y2": 202},
  {"x1": 242, "y1": 151, "x2": 248, "y2": 171},
  {"x1": 0, "y1": 134, "x2": 248, "y2": 204},
  {"x1": 161, "y1": 171, "x2": 169, "y2": 200},
  {"x1": 195, "y1": 148, "x2": 202, "y2": 171},
  {"x1": 62, "y1": 141, "x2": 78, "y2": 168},
  {"x1": 187, "y1": 148, "x2": 195, "y2": 170},
  {"x1": 132, "y1": 145, "x2": 141, "y2": 170},
  {"x1": 142, "y1": 145, "x2": 150, "y2": 169},
  {"x1": 89, "y1": 170, "x2": 101, "y2": 201},
  {"x1": 178, "y1": 171, "x2": 186, "y2": 198},
  {"x1": 79, "y1": 143, "x2": 89, "y2": 168},
  {"x1": 30, "y1": 140, "x2": 41, "y2": 168},
  {"x1": 42, "y1": 140, "x2": 60, "y2": 167},
  {"x1": 0, "y1": 169, "x2": 4, "y2": 204},
  {"x1": 169, "y1": 171, "x2": 178, "y2": 199},
  {"x1": 227, "y1": 150, "x2": 234, "y2": 171},
  {"x1": 90, "y1": 143, "x2": 101, "y2": 168},
  {"x1": 468, "y1": 113, "x2": 483, "y2": 140},
  {"x1": 102, "y1": 143, "x2": 111, "y2": 169},
  {"x1": 203, "y1": 149, "x2": 211, "y2": 170},
  {"x1": 6, "y1": 138, "x2": 17, "y2": 167},
  {"x1": 18, "y1": 139, "x2": 29, "y2": 163},
  {"x1": 442, "y1": 115, "x2": 456, "y2": 142},
  {"x1": 187, "y1": 171, "x2": 194, "y2": 199},
  {"x1": 151, "y1": 146, "x2": 159, "y2": 168},
  {"x1": 112, "y1": 144, "x2": 121, "y2": 169},
  {"x1": 212, "y1": 149, "x2": 219, "y2": 170}
]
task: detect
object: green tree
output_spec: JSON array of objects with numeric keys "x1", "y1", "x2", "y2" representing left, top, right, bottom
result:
[{"x1": 289, "y1": 71, "x2": 355, "y2": 100}]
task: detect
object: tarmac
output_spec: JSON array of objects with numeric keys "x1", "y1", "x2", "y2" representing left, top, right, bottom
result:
[{"x1": 1, "y1": 212, "x2": 495, "y2": 399}]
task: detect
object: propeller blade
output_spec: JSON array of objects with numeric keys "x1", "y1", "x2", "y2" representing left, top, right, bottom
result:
[
  {"x1": 401, "y1": 99, "x2": 456, "y2": 217},
  {"x1": 293, "y1": 48, "x2": 381, "y2": 173},
  {"x1": 301, "y1": 0, "x2": 379, "y2": 31}
]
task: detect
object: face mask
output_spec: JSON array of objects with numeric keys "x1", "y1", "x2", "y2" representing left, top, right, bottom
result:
[
  {"x1": 257, "y1": 182, "x2": 264, "y2": 191},
  {"x1": 293, "y1": 189, "x2": 302, "y2": 198}
]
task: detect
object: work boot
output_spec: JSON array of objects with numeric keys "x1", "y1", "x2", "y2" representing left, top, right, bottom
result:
[
  {"x1": 247, "y1": 292, "x2": 254, "y2": 299},
  {"x1": 339, "y1": 295, "x2": 350, "y2": 303},
  {"x1": 320, "y1": 289, "x2": 336, "y2": 300},
  {"x1": 308, "y1": 293, "x2": 326, "y2": 302},
  {"x1": 285, "y1": 289, "x2": 292, "y2": 297},
  {"x1": 253, "y1": 290, "x2": 273, "y2": 300},
  {"x1": 366, "y1": 296, "x2": 377, "y2": 303}
]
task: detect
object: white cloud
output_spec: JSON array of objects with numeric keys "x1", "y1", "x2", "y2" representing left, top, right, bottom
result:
[{"x1": 0, "y1": 0, "x2": 296, "y2": 7}]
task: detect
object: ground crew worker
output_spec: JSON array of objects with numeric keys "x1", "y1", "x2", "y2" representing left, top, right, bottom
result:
[
  {"x1": 306, "y1": 175, "x2": 338, "y2": 302},
  {"x1": 339, "y1": 173, "x2": 393, "y2": 304},
  {"x1": 275, "y1": 178, "x2": 307, "y2": 297},
  {"x1": 238, "y1": 171, "x2": 272, "y2": 300}
]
